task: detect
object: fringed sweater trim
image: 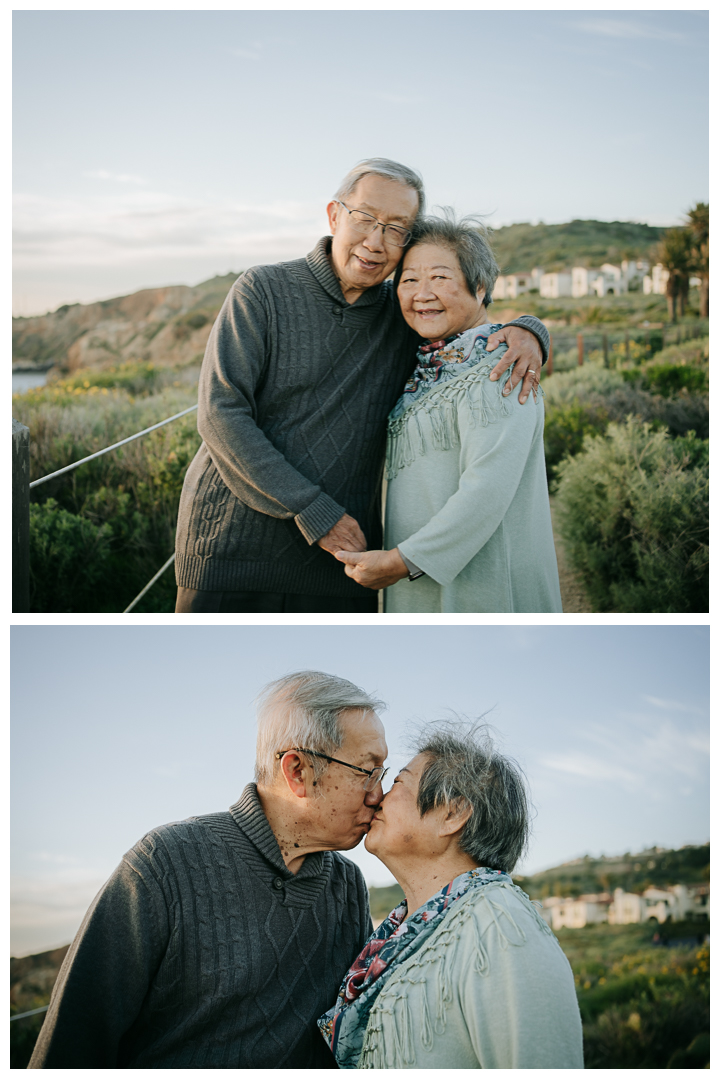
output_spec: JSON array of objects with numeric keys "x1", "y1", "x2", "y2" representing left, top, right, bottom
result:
[{"x1": 387, "y1": 361, "x2": 526, "y2": 480}]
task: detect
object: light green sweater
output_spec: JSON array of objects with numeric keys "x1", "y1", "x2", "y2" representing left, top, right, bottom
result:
[
  {"x1": 384, "y1": 348, "x2": 562, "y2": 613},
  {"x1": 357, "y1": 882, "x2": 584, "y2": 1069}
]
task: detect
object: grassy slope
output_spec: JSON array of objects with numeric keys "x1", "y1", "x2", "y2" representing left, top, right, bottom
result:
[
  {"x1": 369, "y1": 842, "x2": 710, "y2": 917},
  {"x1": 490, "y1": 219, "x2": 667, "y2": 274}
]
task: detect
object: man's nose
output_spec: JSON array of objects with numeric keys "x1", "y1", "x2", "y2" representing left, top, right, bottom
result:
[
  {"x1": 364, "y1": 782, "x2": 384, "y2": 807},
  {"x1": 362, "y1": 224, "x2": 386, "y2": 252}
]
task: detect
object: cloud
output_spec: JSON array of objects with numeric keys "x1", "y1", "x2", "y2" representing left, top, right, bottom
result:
[
  {"x1": 643, "y1": 695, "x2": 707, "y2": 716},
  {"x1": 570, "y1": 18, "x2": 687, "y2": 42},
  {"x1": 370, "y1": 91, "x2": 424, "y2": 105},
  {"x1": 539, "y1": 705, "x2": 708, "y2": 795},
  {"x1": 540, "y1": 751, "x2": 640, "y2": 786},
  {"x1": 228, "y1": 44, "x2": 262, "y2": 60},
  {"x1": 84, "y1": 169, "x2": 146, "y2": 185},
  {"x1": 13, "y1": 190, "x2": 328, "y2": 270}
]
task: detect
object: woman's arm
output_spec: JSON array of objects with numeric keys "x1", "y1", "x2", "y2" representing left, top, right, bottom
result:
[{"x1": 393, "y1": 376, "x2": 541, "y2": 586}]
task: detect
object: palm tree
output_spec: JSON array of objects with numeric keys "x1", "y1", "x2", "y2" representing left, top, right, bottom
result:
[
  {"x1": 686, "y1": 202, "x2": 709, "y2": 318},
  {"x1": 657, "y1": 228, "x2": 694, "y2": 322}
]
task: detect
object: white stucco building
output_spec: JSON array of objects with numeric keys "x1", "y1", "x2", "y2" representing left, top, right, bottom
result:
[
  {"x1": 547, "y1": 894, "x2": 611, "y2": 930},
  {"x1": 540, "y1": 272, "x2": 572, "y2": 298},
  {"x1": 539, "y1": 883, "x2": 708, "y2": 929},
  {"x1": 643, "y1": 263, "x2": 670, "y2": 295}
]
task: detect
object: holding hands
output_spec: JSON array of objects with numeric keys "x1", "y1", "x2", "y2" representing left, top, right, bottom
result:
[{"x1": 334, "y1": 548, "x2": 409, "y2": 591}]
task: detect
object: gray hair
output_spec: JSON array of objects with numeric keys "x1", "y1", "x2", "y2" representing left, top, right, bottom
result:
[
  {"x1": 411, "y1": 720, "x2": 530, "y2": 873},
  {"x1": 334, "y1": 158, "x2": 425, "y2": 218},
  {"x1": 254, "y1": 670, "x2": 386, "y2": 785},
  {"x1": 397, "y1": 208, "x2": 499, "y2": 306}
]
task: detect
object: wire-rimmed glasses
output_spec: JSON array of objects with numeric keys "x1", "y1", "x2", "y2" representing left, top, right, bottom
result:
[
  {"x1": 337, "y1": 201, "x2": 412, "y2": 249},
  {"x1": 275, "y1": 747, "x2": 389, "y2": 791}
]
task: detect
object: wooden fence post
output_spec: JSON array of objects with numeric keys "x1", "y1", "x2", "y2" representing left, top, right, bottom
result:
[
  {"x1": 577, "y1": 332, "x2": 584, "y2": 367},
  {"x1": 546, "y1": 334, "x2": 553, "y2": 375},
  {"x1": 12, "y1": 419, "x2": 30, "y2": 613}
]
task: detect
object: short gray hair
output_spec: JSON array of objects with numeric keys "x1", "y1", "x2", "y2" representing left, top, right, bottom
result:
[
  {"x1": 254, "y1": 670, "x2": 386, "y2": 785},
  {"x1": 334, "y1": 158, "x2": 425, "y2": 218},
  {"x1": 397, "y1": 208, "x2": 500, "y2": 305},
  {"x1": 412, "y1": 720, "x2": 530, "y2": 873}
]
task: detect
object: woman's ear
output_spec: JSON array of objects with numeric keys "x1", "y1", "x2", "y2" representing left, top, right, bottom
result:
[
  {"x1": 476, "y1": 288, "x2": 487, "y2": 306},
  {"x1": 437, "y1": 798, "x2": 472, "y2": 838}
]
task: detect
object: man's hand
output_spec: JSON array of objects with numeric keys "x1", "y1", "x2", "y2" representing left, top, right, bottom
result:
[
  {"x1": 317, "y1": 513, "x2": 367, "y2": 555},
  {"x1": 334, "y1": 548, "x2": 409, "y2": 590},
  {"x1": 486, "y1": 325, "x2": 542, "y2": 404}
]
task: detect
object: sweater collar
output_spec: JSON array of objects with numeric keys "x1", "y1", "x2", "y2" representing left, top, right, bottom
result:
[
  {"x1": 305, "y1": 236, "x2": 389, "y2": 309},
  {"x1": 229, "y1": 782, "x2": 329, "y2": 882}
]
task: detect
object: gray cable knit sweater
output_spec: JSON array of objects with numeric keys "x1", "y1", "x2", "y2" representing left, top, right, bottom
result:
[
  {"x1": 28, "y1": 785, "x2": 372, "y2": 1069},
  {"x1": 175, "y1": 237, "x2": 549, "y2": 596}
]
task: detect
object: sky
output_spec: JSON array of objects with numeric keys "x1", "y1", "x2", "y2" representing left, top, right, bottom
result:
[
  {"x1": 12, "y1": 9, "x2": 709, "y2": 316},
  {"x1": 11, "y1": 623, "x2": 709, "y2": 956}
]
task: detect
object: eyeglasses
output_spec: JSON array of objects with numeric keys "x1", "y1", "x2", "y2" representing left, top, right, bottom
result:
[
  {"x1": 338, "y1": 201, "x2": 412, "y2": 249},
  {"x1": 275, "y1": 748, "x2": 389, "y2": 791}
]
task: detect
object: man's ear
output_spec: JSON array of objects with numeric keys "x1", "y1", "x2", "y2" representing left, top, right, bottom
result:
[
  {"x1": 327, "y1": 200, "x2": 339, "y2": 235},
  {"x1": 437, "y1": 798, "x2": 472, "y2": 838},
  {"x1": 278, "y1": 752, "x2": 312, "y2": 799}
]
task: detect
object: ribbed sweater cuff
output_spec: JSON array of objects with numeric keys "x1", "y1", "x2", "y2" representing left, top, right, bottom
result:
[
  {"x1": 295, "y1": 491, "x2": 346, "y2": 545},
  {"x1": 504, "y1": 316, "x2": 549, "y2": 365}
]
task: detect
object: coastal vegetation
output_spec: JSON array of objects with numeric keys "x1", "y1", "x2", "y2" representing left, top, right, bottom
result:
[
  {"x1": 12, "y1": 217, "x2": 709, "y2": 613},
  {"x1": 541, "y1": 336, "x2": 709, "y2": 613}
]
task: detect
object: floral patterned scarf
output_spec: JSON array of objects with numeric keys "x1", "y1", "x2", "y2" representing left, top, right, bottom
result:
[
  {"x1": 389, "y1": 323, "x2": 502, "y2": 425},
  {"x1": 317, "y1": 866, "x2": 511, "y2": 1068}
]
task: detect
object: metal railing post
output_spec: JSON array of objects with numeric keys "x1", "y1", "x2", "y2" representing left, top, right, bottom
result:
[{"x1": 12, "y1": 419, "x2": 30, "y2": 612}]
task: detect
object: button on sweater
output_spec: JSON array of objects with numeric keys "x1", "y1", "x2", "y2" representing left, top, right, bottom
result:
[
  {"x1": 28, "y1": 785, "x2": 373, "y2": 1069},
  {"x1": 174, "y1": 237, "x2": 549, "y2": 597}
]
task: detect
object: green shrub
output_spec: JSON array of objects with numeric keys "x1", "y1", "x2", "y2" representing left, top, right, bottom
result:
[
  {"x1": 554, "y1": 419, "x2": 708, "y2": 613},
  {"x1": 621, "y1": 364, "x2": 708, "y2": 398},
  {"x1": 649, "y1": 337, "x2": 708, "y2": 367},
  {"x1": 29, "y1": 499, "x2": 113, "y2": 612},
  {"x1": 10, "y1": 1013, "x2": 47, "y2": 1069},
  {"x1": 15, "y1": 377, "x2": 202, "y2": 612},
  {"x1": 542, "y1": 365, "x2": 625, "y2": 403},
  {"x1": 544, "y1": 401, "x2": 609, "y2": 482}
]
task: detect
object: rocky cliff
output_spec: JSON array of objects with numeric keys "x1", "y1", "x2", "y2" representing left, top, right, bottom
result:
[{"x1": 12, "y1": 272, "x2": 239, "y2": 374}]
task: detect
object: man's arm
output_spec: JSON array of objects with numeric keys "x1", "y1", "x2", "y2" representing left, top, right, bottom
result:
[
  {"x1": 486, "y1": 315, "x2": 548, "y2": 404},
  {"x1": 196, "y1": 276, "x2": 360, "y2": 547},
  {"x1": 28, "y1": 856, "x2": 168, "y2": 1068}
]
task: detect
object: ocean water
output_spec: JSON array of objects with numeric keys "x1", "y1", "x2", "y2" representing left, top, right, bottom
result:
[{"x1": 13, "y1": 371, "x2": 48, "y2": 394}]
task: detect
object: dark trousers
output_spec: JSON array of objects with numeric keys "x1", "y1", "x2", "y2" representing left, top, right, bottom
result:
[{"x1": 175, "y1": 587, "x2": 379, "y2": 614}]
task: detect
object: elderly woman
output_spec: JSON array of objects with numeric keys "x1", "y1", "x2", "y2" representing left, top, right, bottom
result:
[
  {"x1": 335, "y1": 212, "x2": 562, "y2": 612},
  {"x1": 318, "y1": 724, "x2": 583, "y2": 1069}
]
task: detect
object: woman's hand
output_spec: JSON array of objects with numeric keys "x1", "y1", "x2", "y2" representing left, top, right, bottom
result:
[
  {"x1": 486, "y1": 325, "x2": 542, "y2": 403},
  {"x1": 334, "y1": 547, "x2": 409, "y2": 590}
]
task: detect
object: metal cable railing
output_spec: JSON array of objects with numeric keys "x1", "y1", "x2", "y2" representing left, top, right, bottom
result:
[
  {"x1": 124, "y1": 553, "x2": 176, "y2": 613},
  {"x1": 29, "y1": 405, "x2": 198, "y2": 489},
  {"x1": 10, "y1": 1005, "x2": 49, "y2": 1022},
  {"x1": 14, "y1": 403, "x2": 199, "y2": 613}
]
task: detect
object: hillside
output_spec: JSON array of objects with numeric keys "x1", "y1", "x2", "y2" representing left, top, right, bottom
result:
[
  {"x1": 490, "y1": 219, "x2": 667, "y2": 275},
  {"x1": 13, "y1": 220, "x2": 671, "y2": 373},
  {"x1": 12, "y1": 272, "x2": 238, "y2": 373},
  {"x1": 368, "y1": 842, "x2": 709, "y2": 921}
]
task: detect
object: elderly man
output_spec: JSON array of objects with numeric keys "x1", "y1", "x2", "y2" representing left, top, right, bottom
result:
[
  {"x1": 29, "y1": 672, "x2": 388, "y2": 1068},
  {"x1": 174, "y1": 158, "x2": 548, "y2": 613}
]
